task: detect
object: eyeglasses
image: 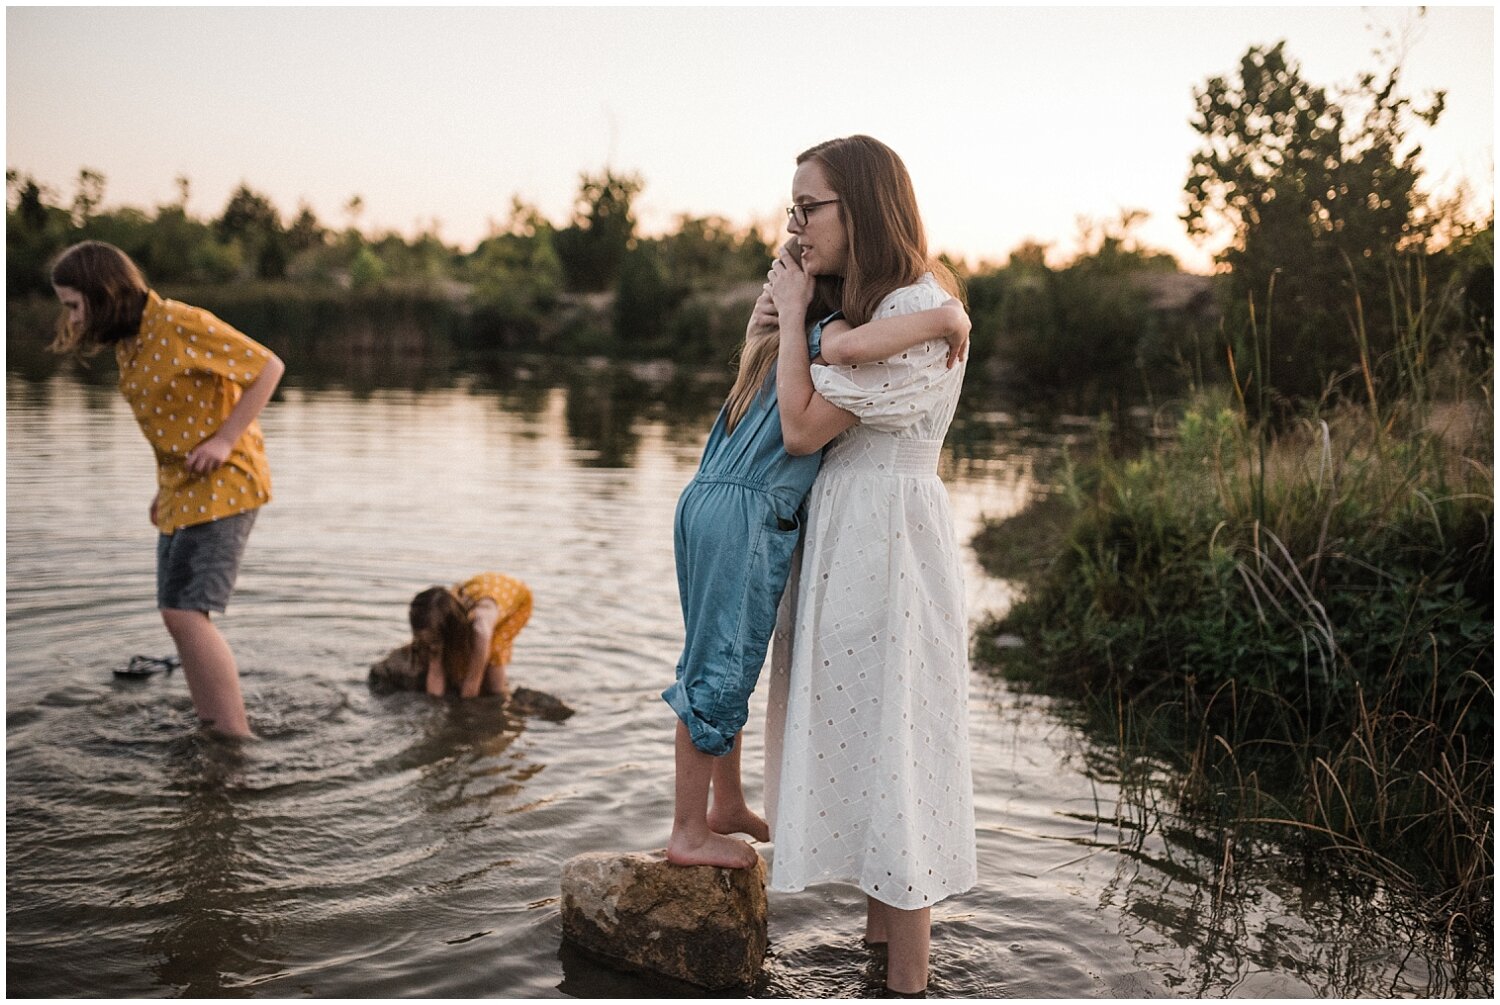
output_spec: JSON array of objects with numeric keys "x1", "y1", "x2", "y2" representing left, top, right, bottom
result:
[{"x1": 786, "y1": 199, "x2": 839, "y2": 227}]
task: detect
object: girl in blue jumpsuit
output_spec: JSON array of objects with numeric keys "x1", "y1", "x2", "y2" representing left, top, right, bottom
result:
[
  {"x1": 662, "y1": 279, "x2": 969, "y2": 870},
  {"x1": 663, "y1": 319, "x2": 826, "y2": 758}
]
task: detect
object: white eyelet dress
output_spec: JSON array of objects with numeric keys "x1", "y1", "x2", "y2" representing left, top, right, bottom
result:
[{"x1": 765, "y1": 274, "x2": 977, "y2": 910}]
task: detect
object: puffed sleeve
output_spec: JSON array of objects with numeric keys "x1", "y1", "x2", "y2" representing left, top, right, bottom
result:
[
  {"x1": 178, "y1": 305, "x2": 275, "y2": 387},
  {"x1": 811, "y1": 281, "x2": 956, "y2": 433}
]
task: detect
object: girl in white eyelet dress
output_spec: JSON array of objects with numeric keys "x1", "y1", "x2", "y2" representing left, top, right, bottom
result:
[{"x1": 765, "y1": 271, "x2": 977, "y2": 910}]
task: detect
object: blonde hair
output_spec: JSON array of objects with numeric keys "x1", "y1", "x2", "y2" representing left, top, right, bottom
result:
[
  {"x1": 48, "y1": 241, "x2": 150, "y2": 356},
  {"x1": 724, "y1": 333, "x2": 778, "y2": 433}
]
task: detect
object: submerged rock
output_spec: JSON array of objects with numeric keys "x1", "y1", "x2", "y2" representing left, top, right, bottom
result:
[
  {"x1": 368, "y1": 644, "x2": 423, "y2": 692},
  {"x1": 559, "y1": 849, "x2": 767, "y2": 990},
  {"x1": 368, "y1": 644, "x2": 573, "y2": 721},
  {"x1": 507, "y1": 686, "x2": 573, "y2": 722}
]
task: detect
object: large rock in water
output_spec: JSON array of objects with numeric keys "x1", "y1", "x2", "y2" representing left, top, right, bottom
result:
[
  {"x1": 368, "y1": 643, "x2": 424, "y2": 692},
  {"x1": 560, "y1": 849, "x2": 767, "y2": 989}
]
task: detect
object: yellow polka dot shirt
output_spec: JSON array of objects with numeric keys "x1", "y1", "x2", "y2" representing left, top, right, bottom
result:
[
  {"x1": 117, "y1": 291, "x2": 275, "y2": 534},
  {"x1": 454, "y1": 572, "x2": 533, "y2": 666}
]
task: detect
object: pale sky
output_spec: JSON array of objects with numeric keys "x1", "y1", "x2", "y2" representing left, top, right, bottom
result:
[{"x1": 6, "y1": 5, "x2": 1494, "y2": 274}]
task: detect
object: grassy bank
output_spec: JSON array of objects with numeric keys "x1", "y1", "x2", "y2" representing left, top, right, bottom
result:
[{"x1": 975, "y1": 337, "x2": 1493, "y2": 952}]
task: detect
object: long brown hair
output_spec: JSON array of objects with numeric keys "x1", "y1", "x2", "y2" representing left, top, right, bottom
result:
[
  {"x1": 725, "y1": 137, "x2": 959, "y2": 432},
  {"x1": 48, "y1": 241, "x2": 150, "y2": 356},
  {"x1": 409, "y1": 587, "x2": 475, "y2": 690},
  {"x1": 796, "y1": 135, "x2": 958, "y2": 327}
]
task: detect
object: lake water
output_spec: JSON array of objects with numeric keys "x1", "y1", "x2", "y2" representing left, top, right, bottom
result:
[{"x1": 5, "y1": 360, "x2": 1482, "y2": 997}]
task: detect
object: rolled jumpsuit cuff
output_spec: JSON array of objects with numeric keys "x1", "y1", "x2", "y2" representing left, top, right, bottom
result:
[{"x1": 661, "y1": 681, "x2": 735, "y2": 756}]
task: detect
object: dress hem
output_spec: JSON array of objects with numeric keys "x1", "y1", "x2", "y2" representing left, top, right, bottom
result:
[{"x1": 767, "y1": 876, "x2": 977, "y2": 911}]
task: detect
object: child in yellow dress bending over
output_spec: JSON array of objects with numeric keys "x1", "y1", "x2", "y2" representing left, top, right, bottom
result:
[{"x1": 408, "y1": 573, "x2": 532, "y2": 699}]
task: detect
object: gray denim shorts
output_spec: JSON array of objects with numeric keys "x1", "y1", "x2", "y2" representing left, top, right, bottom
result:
[{"x1": 156, "y1": 509, "x2": 259, "y2": 613}]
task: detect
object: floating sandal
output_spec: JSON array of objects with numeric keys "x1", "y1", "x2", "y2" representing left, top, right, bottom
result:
[{"x1": 113, "y1": 654, "x2": 181, "y2": 678}]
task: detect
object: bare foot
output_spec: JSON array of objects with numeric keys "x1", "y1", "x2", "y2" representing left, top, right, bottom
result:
[
  {"x1": 665, "y1": 829, "x2": 759, "y2": 869},
  {"x1": 198, "y1": 717, "x2": 257, "y2": 741},
  {"x1": 707, "y1": 804, "x2": 771, "y2": 842}
]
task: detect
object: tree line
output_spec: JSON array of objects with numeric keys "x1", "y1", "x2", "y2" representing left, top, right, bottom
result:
[
  {"x1": 6, "y1": 166, "x2": 779, "y2": 360},
  {"x1": 9, "y1": 38, "x2": 1492, "y2": 404}
]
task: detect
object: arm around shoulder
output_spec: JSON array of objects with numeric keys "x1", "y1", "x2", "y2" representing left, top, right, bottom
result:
[{"x1": 818, "y1": 300, "x2": 969, "y2": 367}]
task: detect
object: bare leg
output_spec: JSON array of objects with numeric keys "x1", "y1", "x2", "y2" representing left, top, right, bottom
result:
[
  {"x1": 160, "y1": 608, "x2": 253, "y2": 739},
  {"x1": 884, "y1": 903, "x2": 932, "y2": 994},
  {"x1": 665, "y1": 722, "x2": 758, "y2": 868},
  {"x1": 707, "y1": 731, "x2": 770, "y2": 841}
]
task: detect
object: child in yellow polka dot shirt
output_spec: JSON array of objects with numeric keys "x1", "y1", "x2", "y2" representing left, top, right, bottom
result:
[
  {"x1": 50, "y1": 241, "x2": 284, "y2": 739},
  {"x1": 408, "y1": 573, "x2": 533, "y2": 698},
  {"x1": 121, "y1": 290, "x2": 275, "y2": 532}
]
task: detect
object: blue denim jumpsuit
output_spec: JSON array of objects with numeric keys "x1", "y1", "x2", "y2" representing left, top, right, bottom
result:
[{"x1": 662, "y1": 320, "x2": 830, "y2": 755}]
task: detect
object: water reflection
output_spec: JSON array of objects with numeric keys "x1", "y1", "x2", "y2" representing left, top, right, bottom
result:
[
  {"x1": 467, "y1": 355, "x2": 554, "y2": 421},
  {"x1": 995, "y1": 688, "x2": 1487, "y2": 998},
  {"x1": 148, "y1": 741, "x2": 282, "y2": 997},
  {"x1": 556, "y1": 939, "x2": 736, "y2": 999},
  {"x1": 562, "y1": 366, "x2": 652, "y2": 467}
]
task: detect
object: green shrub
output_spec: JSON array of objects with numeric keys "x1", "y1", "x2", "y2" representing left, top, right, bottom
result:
[{"x1": 981, "y1": 363, "x2": 1493, "y2": 933}]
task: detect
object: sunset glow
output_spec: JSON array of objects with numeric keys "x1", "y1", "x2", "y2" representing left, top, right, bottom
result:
[{"x1": 7, "y1": 6, "x2": 1493, "y2": 273}]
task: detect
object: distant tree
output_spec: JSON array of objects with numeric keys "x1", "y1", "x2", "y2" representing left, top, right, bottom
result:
[
  {"x1": 1006, "y1": 240, "x2": 1050, "y2": 271},
  {"x1": 464, "y1": 197, "x2": 564, "y2": 346},
  {"x1": 216, "y1": 184, "x2": 288, "y2": 279},
  {"x1": 7, "y1": 170, "x2": 54, "y2": 234},
  {"x1": 79, "y1": 206, "x2": 157, "y2": 271},
  {"x1": 413, "y1": 226, "x2": 455, "y2": 279},
  {"x1": 349, "y1": 245, "x2": 386, "y2": 290},
  {"x1": 654, "y1": 214, "x2": 772, "y2": 288},
  {"x1": 613, "y1": 243, "x2": 685, "y2": 353},
  {"x1": 334, "y1": 195, "x2": 369, "y2": 267},
  {"x1": 71, "y1": 168, "x2": 106, "y2": 227},
  {"x1": 6, "y1": 171, "x2": 68, "y2": 295},
  {"x1": 216, "y1": 184, "x2": 280, "y2": 243},
  {"x1": 145, "y1": 202, "x2": 222, "y2": 284},
  {"x1": 553, "y1": 168, "x2": 643, "y2": 291},
  {"x1": 965, "y1": 215, "x2": 1196, "y2": 403},
  {"x1": 1184, "y1": 38, "x2": 1446, "y2": 399},
  {"x1": 191, "y1": 240, "x2": 242, "y2": 285},
  {"x1": 365, "y1": 227, "x2": 452, "y2": 284},
  {"x1": 1073, "y1": 209, "x2": 1178, "y2": 275},
  {"x1": 286, "y1": 203, "x2": 328, "y2": 253}
]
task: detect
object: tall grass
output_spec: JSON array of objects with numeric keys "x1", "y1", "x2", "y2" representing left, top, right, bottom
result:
[{"x1": 978, "y1": 261, "x2": 1493, "y2": 955}]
